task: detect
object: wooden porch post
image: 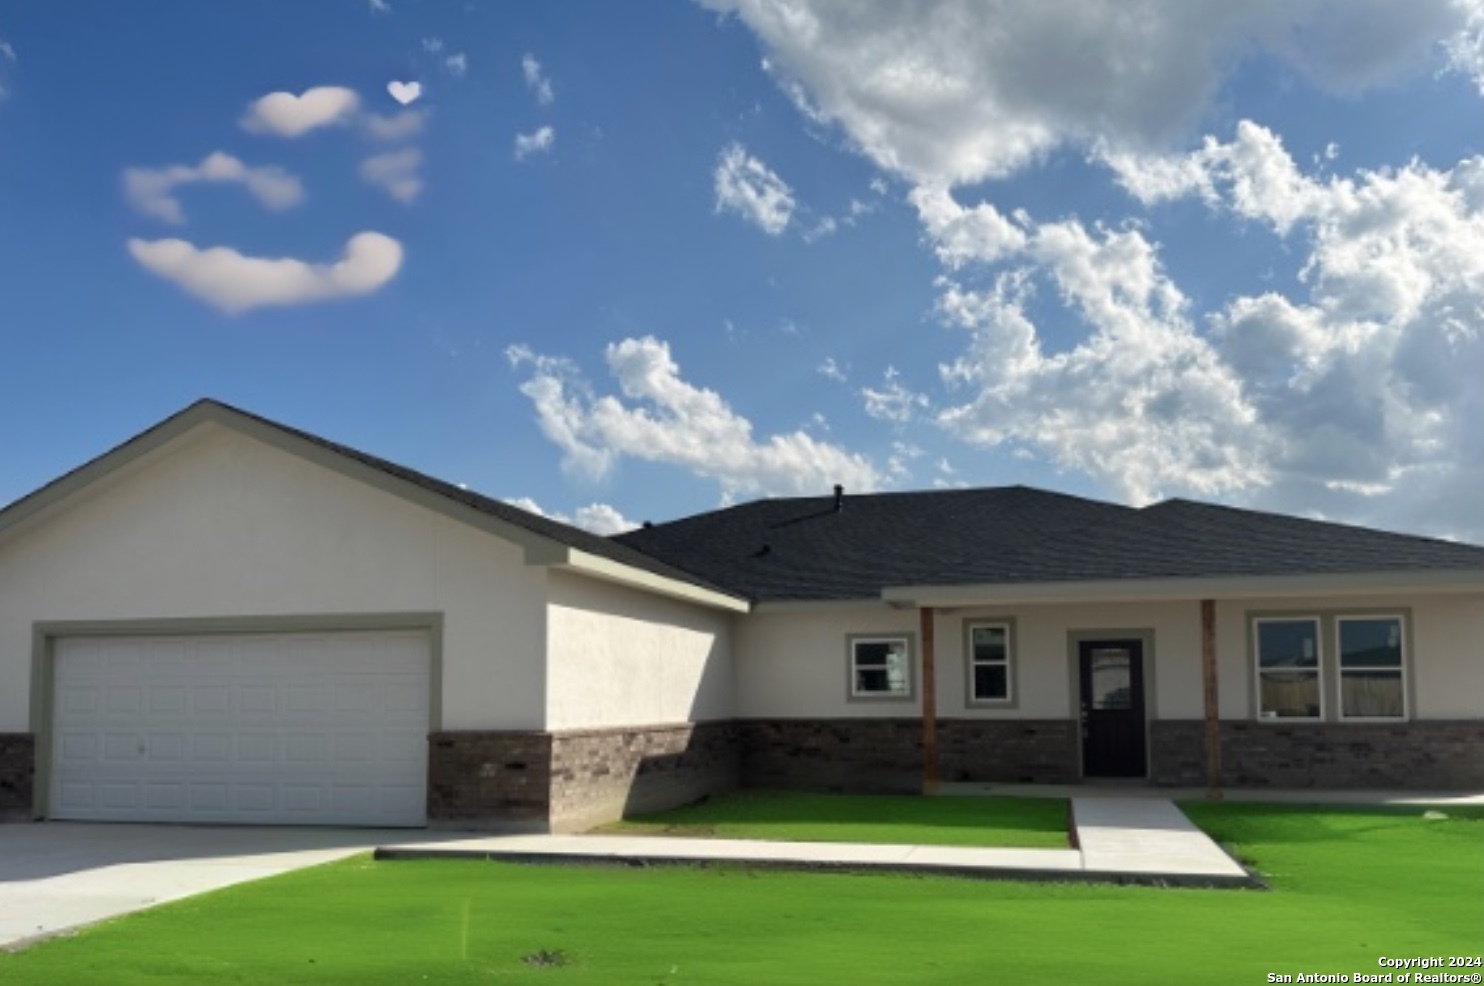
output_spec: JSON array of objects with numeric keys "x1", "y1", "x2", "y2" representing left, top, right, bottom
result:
[
  {"x1": 1201, "y1": 598, "x2": 1223, "y2": 800},
  {"x1": 920, "y1": 605, "x2": 938, "y2": 794}
]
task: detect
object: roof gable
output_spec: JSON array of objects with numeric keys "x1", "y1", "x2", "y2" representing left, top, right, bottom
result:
[{"x1": 0, "y1": 400, "x2": 745, "y2": 610}]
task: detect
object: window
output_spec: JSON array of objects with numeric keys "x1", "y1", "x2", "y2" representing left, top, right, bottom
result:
[
  {"x1": 848, "y1": 635, "x2": 912, "y2": 699},
  {"x1": 1338, "y1": 616, "x2": 1405, "y2": 719},
  {"x1": 1251, "y1": 612, "x2": 1410, "y2": 722},
  {"x1": 966, "y1": 621, "x2": 1012, "y2": 703},
  {"x1": 1255, "y1": 618, "x2": 1322, "y2": 720}
]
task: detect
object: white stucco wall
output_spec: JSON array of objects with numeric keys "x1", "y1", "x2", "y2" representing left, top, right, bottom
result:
[
  {"x1": 1215, "y1": 593, "x2": 1484, "y2": 721},
  {"x1": 544, "y1": 569, "x2": 733, "y2": 730},
  {"x1": 736, "y1": 594, "x2": 1484, "y2": 722},
  {"x1": 735, "y1": 601, "x2": 1204, "y2": 720},
  {"x1": 0, "y1": 424, "x2": 550, "y2": 732}
]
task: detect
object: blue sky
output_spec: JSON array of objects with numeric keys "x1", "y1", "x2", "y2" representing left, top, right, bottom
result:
[{"x1": 1, "y1": 1, "x2": 1481, "y2": 542}]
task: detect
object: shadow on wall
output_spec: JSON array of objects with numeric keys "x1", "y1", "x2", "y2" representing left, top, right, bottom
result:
[{"x1": 549, "y1": 722, "x2": 742, "y2": 833}]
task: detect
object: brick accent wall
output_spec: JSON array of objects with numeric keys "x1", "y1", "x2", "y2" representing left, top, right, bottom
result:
[
  {"x1": 427, "y1": 731, "x2": 553, "y2": 831},
  {"x1": 0, "y1": 733, "x2": 35, "y2": 821},
  {"x1": 548, "y1": 722, "x2": 739, "y2": 833},
  {"x1": 739, "y1": 719, "x2": 923, "y2": 792},
  {"x1": 737, "y1": 718, "x2": 1079, "y2": 792},
  {"x1": 428, "y1": 724, "x2": 740, "y2": 832},
  {"x1": 939, "y1": 720, "x2": 1080, "y2": 784},
  {"x1": 1150, "y1": 719, "x2": 1484, "y2": 789}
]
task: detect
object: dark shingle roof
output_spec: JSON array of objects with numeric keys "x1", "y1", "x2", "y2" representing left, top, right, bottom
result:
[{"x1": 613, "y1": 487, "x2": 1484, "y2": 602}]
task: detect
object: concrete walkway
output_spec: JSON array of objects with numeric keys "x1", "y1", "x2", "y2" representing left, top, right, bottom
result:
[
  {"x1": 0, "y1": 824, "x2": 453, "y2": 950},
  {"x1": 376, "y1": 797, "x2": 1257, "y2": 888}
]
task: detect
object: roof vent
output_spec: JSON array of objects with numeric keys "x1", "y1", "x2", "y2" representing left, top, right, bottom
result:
[{"x1": 833, "y1": 484, "x2": 844, "y2": 511}]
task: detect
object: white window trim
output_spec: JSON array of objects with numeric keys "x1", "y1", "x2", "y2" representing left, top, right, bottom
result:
[
  {"x1": 846, "y1": 634, "x2": 916, "y2": 702},
  {"x1": 965, "y1": 619, "x2": 1014, "y2": 706},
  {"x1": 1253, "y1": 615, "x2": 1324, "y2": 722},
  {"x1": 1335, "y1": 614, "x2": 1409, "y2": 722}
]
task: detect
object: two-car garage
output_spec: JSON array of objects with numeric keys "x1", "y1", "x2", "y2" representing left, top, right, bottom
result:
[{"x1": 46, "y1": 629, "x2": 431, "y2": 827}]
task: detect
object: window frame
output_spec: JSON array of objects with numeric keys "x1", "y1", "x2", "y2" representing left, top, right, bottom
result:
[
  {"x1": 963, "y1": 618, "x2": 1016, "y2": 707},
  {"x1": 1335, "y1": 614, "x2": 1408, "y2": 722},
  {"x1": 845, "y1": 633, "x2": 916, "y2": 702},
  {"x1": 1248, "y1": 610, "x2": 1412, "y2": 724},
  {"x1": 1252, "y1": 616, "x2": 1325, "y2": 722}
]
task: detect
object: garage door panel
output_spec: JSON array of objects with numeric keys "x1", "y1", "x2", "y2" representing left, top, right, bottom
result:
[{"x1": 52, "y1": 630, "x2": 431, "y2": 826}]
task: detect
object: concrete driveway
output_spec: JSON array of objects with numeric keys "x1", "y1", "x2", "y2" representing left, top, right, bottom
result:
[{"x1": 0, "y1": 823, "x2": 447, "y2": 950}]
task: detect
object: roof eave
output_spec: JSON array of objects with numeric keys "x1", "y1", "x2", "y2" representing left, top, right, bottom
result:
[
  {"x1": 554, "y1": 549, "x2": 751, "y2": 612},
  {"x1": 882, "y1": 569, "x2": 1484, "y2": 607}
]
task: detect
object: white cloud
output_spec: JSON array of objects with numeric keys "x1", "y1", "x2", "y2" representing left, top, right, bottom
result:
[
  {"x1": 386, "y1": 80, "x2": 421, "y2": 106},
  {"x1": 123, "y1": 152, "x2": 304, "y2": 225},
  {"x1": 504, "y1": 497, "x2": 637, "y2": 535},
  {"x1": 513, "y1": 126, "x2": 555, "y2": 160},
  {"x1": 701, "y1": 0, "x2": 1482, "y2": 186},
  {"x1": 935, "y1": 218, "x2": 1270, "y2": 505},
  {"x1": 445, "y1": 53, "x2": 468, "y2": 77},
  {"x1": 0, "y1": 39, "x2": 14, "y2": 61},
  {"x1": 1119, "y1": 123, "x2": 1484, "y2": 538},
  {"x1": 240, "y1": 86, "x2": 360, "y2": 138},
  {"x1": 127, "y1": 231, "x2": 403, "y2": 315},
  {"x1": 367, "y1": 0, "x2": 390, "y2": 13},
  {"x1": 507, "y1": 336, "x2": 882, "y2": 499},
  {"x1": 714, "y1": 143, "x2": 795, "y2": 235},
  {"x1": 360, "y1": 148, "x2": 423, "y2": 203},
  {"x1": 861, "y1": 366, "x2": 930, "y2": 424},
  {"x1": 817, "y1": 357, "x2": 847, "y2": 382},
  {"x1": 910, "y1": 185, "x2": 1028, "y2": 268},
  {"x1": 522, "y1": 53, "x2": 554, "y2": 105},
  {"x1": 421, "y1": 37, "x2": 444, "y2": 54},
  {"x1": 362, "y1": 109, "x2": 425, "y2": 142},
  {"x1": 802, "y1": 216, "x2": 838, "y2": 242},
  {"x1": 923, "y1": 123, "x2": 1484, "y2": 538}
]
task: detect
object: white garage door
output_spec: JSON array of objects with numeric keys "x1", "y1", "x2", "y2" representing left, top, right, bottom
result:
[{"x1": 50, "y1": 629, "x2": 430, "y2": 826}]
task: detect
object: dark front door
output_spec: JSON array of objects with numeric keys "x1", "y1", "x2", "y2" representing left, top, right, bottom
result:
[{"x1": 1079, "y1": 640, "x2": 1147, "y2": 778}]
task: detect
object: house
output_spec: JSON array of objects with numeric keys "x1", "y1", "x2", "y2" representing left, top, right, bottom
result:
[{"x1": 0, "y1": 400, "x2": 1480, "y2": 833}]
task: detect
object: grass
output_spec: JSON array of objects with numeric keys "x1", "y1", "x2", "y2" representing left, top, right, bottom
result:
[
  {"x1": 1, "y1": 804, "x2": 1479, "y2": 984},
  {"x1": 596, "y1": 790, "x2": 1071, "y2": 848}
]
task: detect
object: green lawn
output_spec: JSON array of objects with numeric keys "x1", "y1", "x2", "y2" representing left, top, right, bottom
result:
[
  {"x1": 597, "y1": 790, "x2": 1071, "y2": 847},
  {"x1": 1, "y1": 804, "x2": 1479, "y2": 985}
]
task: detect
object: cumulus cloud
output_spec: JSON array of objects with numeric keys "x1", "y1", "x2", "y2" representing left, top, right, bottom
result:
[
  {"x1": 507, "y1": 336, "x2": 882, "y2": 499},
  {"x1": 1112, "y1": 122, "x2": 1484, "y2": 538},
  {"x1": 714, "y1": 143, "x2": 795, "y2": 235},
  {"x1": 445, "y1": 53, "x2": 468, "y2": 77},
  {"x1": 514, "y1": 125, "x2": 555, "y2": 160},
  {"x1": 362, "y1": 109, "x2": 425, "y2": 142},
  {"x1": 505, "y1": 497, "x2": 637, "y2": 535},
  {"x1": 123, "y1": 152, "x2": 304, "y2": 225},
  {"x1": 522, "y1": 53, "x2": 554, "y2": 105},
  {"x1": 933, "y1": 217, "x2": 1270, "y2": 505},
  {"x1": 360, "y1": 148, "x2": 423, "y2": 203},
  {"x1": 240, "y1": 86, "x2": 361, "y2": 138},
  {"x1": 701, "y1": 0, "x2": 1483, "y2": 186},
  {"x1": 127, "y1": 231, "x2": 404, "y2": 315},
  {"x1": 910, "y1": 185, "x2": 1028, "y2": 267},
  {"x1": 922, "y1": 120, "x2": 1484, "y2": 538}
]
